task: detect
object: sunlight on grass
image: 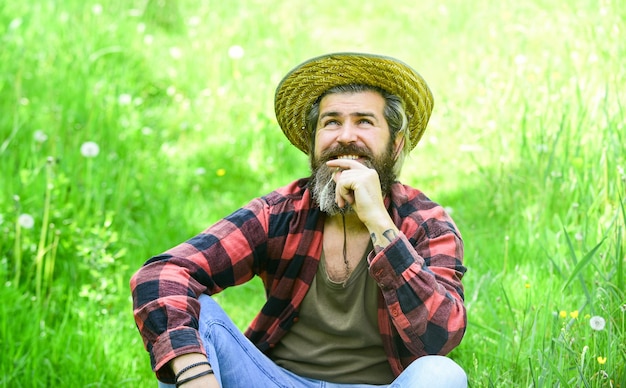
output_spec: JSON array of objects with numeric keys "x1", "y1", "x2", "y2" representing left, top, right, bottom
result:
[{"x1": 1, "y1": 0, "x2": 624, "y2": 386}]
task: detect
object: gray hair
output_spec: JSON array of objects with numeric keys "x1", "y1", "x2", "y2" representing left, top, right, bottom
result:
[{"x1": 305, "y1": 84, "x2": 410, "y2": 176}]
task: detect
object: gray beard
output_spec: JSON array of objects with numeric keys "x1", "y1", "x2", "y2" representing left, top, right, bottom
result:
[
  {"x1": 312, "y1": 165, "x2": 348, "y2": 216},
  {"x1": 309, "y1": 143, "x2": 397, "y2": 216}
]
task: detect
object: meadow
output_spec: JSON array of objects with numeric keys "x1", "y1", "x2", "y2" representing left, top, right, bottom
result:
[{"x1": 1, "y1": 0, "x2": 624, "y2": 386}]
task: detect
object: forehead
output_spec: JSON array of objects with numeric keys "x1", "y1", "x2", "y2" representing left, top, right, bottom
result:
[{"x1": 318, "y1": 90, "x2": 386, "y2": 115}]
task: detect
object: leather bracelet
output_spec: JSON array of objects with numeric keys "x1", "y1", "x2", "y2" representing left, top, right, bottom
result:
[
  {"x1": 175, "y1": 369, "x2": 214, "y2": 387},
  {"x1": 174, "y1": 361, "x2": 211, "y2": 382}
]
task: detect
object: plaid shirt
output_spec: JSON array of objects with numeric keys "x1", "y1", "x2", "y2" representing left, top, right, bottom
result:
[{"x1": 131, "y1": 178, "x2": 466, "y2": 383}]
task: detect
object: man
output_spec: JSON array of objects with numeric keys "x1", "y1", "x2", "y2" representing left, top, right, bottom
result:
[{"x1": 131, "y1": 52, "x2": 467, "y2": 387}]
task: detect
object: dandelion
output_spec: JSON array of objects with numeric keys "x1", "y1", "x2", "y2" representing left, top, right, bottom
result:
[
  {"x1": 570, "y1": 310, "x2": 579, "y2": 319},
  {"x1": 9, "y1": 18, "x2": 22, "y2": 30},
  {"x1": 216, "y1": 168, "x2": 226, "y2": 177},
  {"x1": 80, "y1": 141, "x2": 100, "y2": 158},
  {"x1": 228, "y1": 45, "x2": 245, "y2": 59},
  {"x1": 559, "y1": 310, "x2": 567, "y2": 318},
  {"x1": 118, "y1": 94, "x2": 133, "y2": 105},
  {"x1": 524, "y1": 283, "x2": 531, "y2": 289},
  {"x1": 18, "y1": 214, "x2": 35, "y2": 229},
  {"x1": 33, "y1": 130, "x2": 48, "y2": 143},
  {"x1": 589, "y1": 316, "x2": 606, "y2": 331},
  {"x1": 169, "y1": 47, "x2": 183, "y2": 60},
  {"x1": 597, "y1": 356, "x2": 607, "y2": 365}
]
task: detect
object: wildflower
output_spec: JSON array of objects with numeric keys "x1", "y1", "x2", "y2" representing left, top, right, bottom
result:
[
  {"x1": 195, "y1": 168, "x2": 206, "y2": 176},
  {"x1": 80, "y1": 141, "x2": 100, "y2": 158},
  {"x1": 589, "y1": 316, "x2": 606, "y2": 331},
  {"x1": 228, "y1": 45, "x2": 245, "y2": 59},
  {"x1": 33, "y1": 130, "x2": 48, "y2": 143},
  {"x1": 570, "y1": 310, "x2": 579, "y2": 319},
  {"x1": 620, "y1": 304, "x2": 626, "y2": 313},
  {"x1": 559, "y1": 310, "x2": 567, "y2": 318},
  {"x1": 524, "y1": 283, "x2": 531, "y2": 289},
  {"x1": 597, "y1": 356, "x2": 607, "y2": 365},
  {"x1": 169, "y1": 47, "x2": 183, "y2": 60},
  {"x1": 9, "y1": 18, "x2": 22, "y2": 30},
  {"x1": 18, "y1": 214, "x2": 35, "y2": 229},
  {"x1": 118, "y1": 94, "x2": 133, "y2": 105},
  {"x1": 216, "y1": 168, "x2": 226, "y2": 177}
]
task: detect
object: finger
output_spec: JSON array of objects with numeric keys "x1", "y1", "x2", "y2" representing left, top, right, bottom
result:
[{"x1": 326, "y1": 158, "x2": 367, "y2": 170}]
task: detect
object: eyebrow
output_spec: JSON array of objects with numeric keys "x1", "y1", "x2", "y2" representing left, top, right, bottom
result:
[{"x1": 319, "y1": 111, "x2": 378, "y2": 120}]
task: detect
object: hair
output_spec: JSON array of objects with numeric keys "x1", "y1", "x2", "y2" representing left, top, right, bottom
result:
[{"x1": 305, "y1": 84, "x2": 410, "y2": 176}]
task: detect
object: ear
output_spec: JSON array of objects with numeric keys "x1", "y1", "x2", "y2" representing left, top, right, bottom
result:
[{"x1": 393, "y1": 135, "x2": 405, "y2": 160}]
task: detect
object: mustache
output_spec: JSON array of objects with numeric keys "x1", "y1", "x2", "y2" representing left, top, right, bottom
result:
[{"x1": 314, "y1": 144, "x2": 374, "y2": 165}]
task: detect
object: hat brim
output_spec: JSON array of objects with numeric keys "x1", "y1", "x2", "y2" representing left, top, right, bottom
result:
[{"x1": 274, "y1": 52, "x2": 434, "y2": 154}]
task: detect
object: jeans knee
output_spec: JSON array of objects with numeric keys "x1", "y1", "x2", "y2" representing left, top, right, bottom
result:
[{"x1": 399, "y1": 355, "x2": 467, "y2": 387}]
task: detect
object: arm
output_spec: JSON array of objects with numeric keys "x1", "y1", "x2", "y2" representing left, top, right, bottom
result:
[
  {"x1": 170, "y1": 353, "x2": 219, "y2": 388},
  {"x1": 327, "y1": 158, "x2": 466, "y2": 355},
  {"x1": 130, "y1": 199, "x2": 269, "y2": 383},
  {"x1": 369, "y1": 218, "x2": 466, "y2": 355}
]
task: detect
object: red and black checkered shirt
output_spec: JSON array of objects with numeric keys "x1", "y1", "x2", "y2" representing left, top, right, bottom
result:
[{"x1": 131, "y1": 178, "x2": 466, "y2": 382}]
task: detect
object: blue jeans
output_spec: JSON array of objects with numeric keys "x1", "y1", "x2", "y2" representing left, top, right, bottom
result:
[{"x1": 158, "y1": 294, "x2": 467, "y2": 387}]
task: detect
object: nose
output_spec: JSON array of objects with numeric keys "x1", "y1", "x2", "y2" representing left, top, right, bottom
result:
[{"x1": 336, "y1": 123, "x2": 357, "y2": 144}]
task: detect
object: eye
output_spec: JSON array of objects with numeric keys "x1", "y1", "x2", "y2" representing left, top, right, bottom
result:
[
  {"x1": 357, "y1": 118, "x2": 374, "y2": 126},
  {"x1": 322, "y1": 119, "x2": 341, "y2": 128}
]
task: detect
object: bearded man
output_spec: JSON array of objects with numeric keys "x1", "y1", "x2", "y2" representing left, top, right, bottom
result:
[{"x1": 131, "y1": 53, "x2": 468, "y2": 388}]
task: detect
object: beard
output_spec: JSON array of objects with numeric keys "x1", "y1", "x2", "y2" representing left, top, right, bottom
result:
[{"x1": 309, "y1": 142, "x2": 397, "y2": 215}]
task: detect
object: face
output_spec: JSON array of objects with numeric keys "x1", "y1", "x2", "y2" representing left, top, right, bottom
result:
[{"x1": 309, "y1": 91, "x2": 400, "y2": 214}]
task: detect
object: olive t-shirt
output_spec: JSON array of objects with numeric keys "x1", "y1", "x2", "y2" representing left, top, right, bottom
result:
[{"x1": 269, "y1": 252, "x2": 395, "y2": 384}]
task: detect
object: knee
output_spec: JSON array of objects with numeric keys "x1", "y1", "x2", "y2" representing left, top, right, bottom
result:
[{"x1": 404, "y1": 355, "x2": 467, "y2": 387}]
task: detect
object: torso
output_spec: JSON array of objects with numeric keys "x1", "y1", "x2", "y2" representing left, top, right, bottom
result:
[{"x1": 323, "y1": 215, "x2": 372, "y2": 283}]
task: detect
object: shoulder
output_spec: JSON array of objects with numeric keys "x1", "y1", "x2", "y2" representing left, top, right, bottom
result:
[
  {"x1": 390, "y1": 182, "x2": 461, "y2": 237},
  {"x1": 262, "y1": 178, "x2": 312, "y2": 208}
]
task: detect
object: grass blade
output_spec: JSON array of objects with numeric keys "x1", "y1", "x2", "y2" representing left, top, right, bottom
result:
[{"x1": 561, "y1": 236, "x2": 606, "y2": 292}]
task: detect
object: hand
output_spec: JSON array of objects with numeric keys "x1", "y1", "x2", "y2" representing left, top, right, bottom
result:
[
  {"x1": 325, "y1": 158, "x2": 387, "y2": 224},
  {"x1": 325, "y1": 158, "x2": 400, "y2": 251}
]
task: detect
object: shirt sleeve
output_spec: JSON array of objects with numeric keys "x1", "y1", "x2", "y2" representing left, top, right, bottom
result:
[
  {"x1": 129, "y1": 198, "x2": 270, "y2": 382},
  {"x1": 368, "y1": 204, "x2": 466, "y2": 357}
]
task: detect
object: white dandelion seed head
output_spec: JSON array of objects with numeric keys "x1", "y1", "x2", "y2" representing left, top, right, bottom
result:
[
  {"x1": 118, "y1": 93, "x2": 133, "y2": 105},
  {"x1": 9, "y1": 18, "x2": 22, "y2": 30},
  {"x1": 589, "y1": 315, "x2": 606, "y2": 331},
  {"x1": 33, "y1": 130, "x2": 48, "y2": 143},
  {"x1": 80, "y1": 141, "x2": 100, "y2": 158},
  {"x1": 169, "y1": 47, "x2": 183, "y2": 59},
  {"x1": 18, "y1": 214, "x2": 35, "y2": 229},
  {"x1": 228, "y1": 45, "x2": 245, "y2": 59}
]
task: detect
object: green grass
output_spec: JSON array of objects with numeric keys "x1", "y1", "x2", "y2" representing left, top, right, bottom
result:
[{"x1": 1, "y1": 0, "x2": 624, "y2": 386}]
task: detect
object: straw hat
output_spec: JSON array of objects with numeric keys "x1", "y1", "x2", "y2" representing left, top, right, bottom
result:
[{"x1": 274, "y1": 52, "x2": 434, "y2": 154}]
